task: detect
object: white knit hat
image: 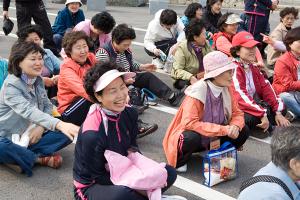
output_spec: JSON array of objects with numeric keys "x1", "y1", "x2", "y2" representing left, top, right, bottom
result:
[{"x1": 65, "y1": 0, "x2": 82, "y2": 6}]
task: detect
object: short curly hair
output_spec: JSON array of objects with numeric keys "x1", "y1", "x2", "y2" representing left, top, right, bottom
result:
[
  {"x1": 184, "y1": 3, "x2": 203, "y2": 20},
  {"x1": 62, "y1": 31, "x2": 89, "y2": 58},
  {"x1": 160, "y1": 9, "x2": 177, "y2": 26},
  {"x1": 8, "y1": 41, "x2": 45, "y2": 77},
  {"x1": 112, "y1": 24, "x2": 136, "y2": 45},
  {"x1": 17, "y1": 24, "x2": 43, "y2": 41},
  {"x1": 84, "y1": 61, "x2": 125, "y2": 103},
  {"x1": 284, "y1": 26, "x2": 300, "y2": 51},
  {"x1": 280, "y1": 7, "x2": 299, "y2": 21},
  {"x1": 91, "y1": 12, "x2": 116, "y2": 34}
]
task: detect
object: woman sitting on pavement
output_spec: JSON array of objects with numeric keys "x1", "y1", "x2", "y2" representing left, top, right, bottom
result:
[
  {"x1": 73, "y1": 11, "x2": 115, "y2": 53},
  {"x1": 231, "y1": 31, "x2": 290, "y2": 139},
  {"x1": 0, "y1": 41, "x2": 79, "y2": 176},
  {"x1": 202, "y1": 0, "x2": 223, "y2": 34},
  {"x1": 96, "y1": 24, "x2": 184, "y2": 107},
  {"x1": 266, "y1": 7, "x2": 299, "y2": 69},
  {"x1": 171, "y1": 19, "x2": 212, "y2": 90},
  {"x1": 52, "y1": 0, "x2": 85, "y2": 52},
  {"x1": 272, "y1": 27, "x2": 300, "y2": 121},
  {"x1": 181, "y1": 2, "x2": 203, "y2": 26},
  {"x1": 238, "y1": 126, "x2": 300, "y2": 200},
  {"x1": 164, "y1": 51, "x2": 249, "y2": 172},
  {"x1": 17, "y1": 25, "x2": 62, "y2": 99},
  {"x1": 73, "y1": 61, "x2": 186, "y2": 200},
  {"x1": 144, "y1": 9, "x2": 185, "y2": 69}
]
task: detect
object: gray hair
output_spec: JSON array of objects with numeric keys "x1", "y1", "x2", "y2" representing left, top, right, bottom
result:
[{"x1": 271, "y1": 126, "x2": 300, "y2": 171}]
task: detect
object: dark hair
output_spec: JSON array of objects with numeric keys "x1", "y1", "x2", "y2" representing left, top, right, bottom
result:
[
  {"x1": 160, "y1": 9, "x2": 177, "y2": 26},
  {"x1": 16, "y1": 25, "x2": 43, "y2": 41},
  {"x1": 112, "y1": 24, "x2": 136, "y2": 45},
  {"x1": 217, "y1": 12, "x2": 234, "y2": 32},
  {"x1": 230, "y1": 46, "x2": 241, "y2": 58},
  {"x1": 206, "y1": 0, "x2": 223, "y2": 8},
  {"x1": 91, "y1": 11, "x2": 116, "y2": 34},
  {"x1": 62, "y1": 31, "x2": 89, "y2": 57},
  {"x1": 84, "y1": 61, "x2": 125, "y2": 103},
  {"x1": 185, "y1": 19, "x2": 206, "y2": 42},
  {"x1": 283, "y1": 26, "x2": 300, "y2": 51},
  {"x1": 271, "y1": 126, "x2": 300, "y2": 171},
  {"x1": 8, "y1": 41, "x2": 45, "y2": 77},
  {"x1": 184, "y1": 3, "x2": 203, "y2": 20},
  {"x1": 280, "y1": 7, "x2": 299, "y2": 21}
]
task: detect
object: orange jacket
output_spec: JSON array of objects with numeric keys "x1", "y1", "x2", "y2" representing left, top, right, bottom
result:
[
  {"x1": 57, "y1": 53, "x2": 96, "y2": 113},
  {"x1": 163, "y1": 85, "x2": 244, "y2": 167}
]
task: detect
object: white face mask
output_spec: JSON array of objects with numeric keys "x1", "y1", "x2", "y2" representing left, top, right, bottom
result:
[{"x1": 21, "y1": 73, "x2": 37, "y2": 86}]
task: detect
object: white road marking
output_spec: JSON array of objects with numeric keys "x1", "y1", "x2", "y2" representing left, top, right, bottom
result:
[{"x1": 0, "y1": 31, "x2": 18, "y2": 38}]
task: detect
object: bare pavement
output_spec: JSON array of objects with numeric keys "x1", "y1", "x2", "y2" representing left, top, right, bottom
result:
[{"x1": 0, "y1": 1, "x2": 300, "y2": 200}]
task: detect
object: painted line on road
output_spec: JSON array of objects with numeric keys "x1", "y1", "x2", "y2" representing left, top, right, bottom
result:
[
  {"x1": 175, "y1": 175, "x2": 236, "y2": 200},
  {"x1": 0, "y1": 31, "x2": 18, "y2": 38}
]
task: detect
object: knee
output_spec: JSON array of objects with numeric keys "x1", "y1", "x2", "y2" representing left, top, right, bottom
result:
[
  {"x1": 53, "y1": 34, "x2": 62, "y2": 42},
  {"x1": 110, "y1": 186, "x2": 139, "y2": 200},
  {"x1": 165, "y1": 165, "x2": 177, "y2": 187}
]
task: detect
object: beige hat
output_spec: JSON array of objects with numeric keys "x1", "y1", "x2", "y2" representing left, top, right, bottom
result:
[
  {"x1": 65, "y1": 0, "x2": 82, "y2": 6},
  {"x1": 225, "y1": 14, "x2": 243, "y2": 24}
]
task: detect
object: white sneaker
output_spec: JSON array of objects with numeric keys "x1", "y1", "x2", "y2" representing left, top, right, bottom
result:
[
  {"x1": 152, "y1": 58, "x2": 164, "y2": 69},
  {"x1": 176, "y1": 164, "x2": 187, "y2": 173},
  {"x1": 162, "y1": 195, "x2": 187, "y2": 200}
]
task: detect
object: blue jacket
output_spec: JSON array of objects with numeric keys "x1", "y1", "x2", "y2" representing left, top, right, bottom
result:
[
  {"x1": 244, "y1": 0, "x2": 272, "y2": 16},
  {"x1": 43, "y1": 49, "x2": 61, "y2": 75},
  {"x1": 0, "y1": 59, "x2": 8, "y2": 89},
  {"x1": 52, "y1": 7, "x2": 85, "y2": 36}
]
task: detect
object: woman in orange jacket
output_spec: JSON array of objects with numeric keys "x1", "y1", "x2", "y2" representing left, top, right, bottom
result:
[{"x1": 163, "y1": 51, "x2": 249, "y2": 172}]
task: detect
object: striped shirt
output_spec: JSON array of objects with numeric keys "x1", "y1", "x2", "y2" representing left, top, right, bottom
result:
[{"x1": 95, "y1": 48, "x2": 140, "y2": 72}]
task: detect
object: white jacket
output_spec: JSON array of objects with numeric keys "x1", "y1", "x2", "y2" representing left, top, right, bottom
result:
[{"x1": 144, "y1": 9, "x2": 185, "y2": 53}]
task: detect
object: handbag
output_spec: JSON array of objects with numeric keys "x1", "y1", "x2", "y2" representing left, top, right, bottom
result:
[
  {"x1": 2, "y1": 17, "x2": 14, "y2": 35},
  {"x1": 203, "y1": 142, "x2": 238, "y2": 187}
]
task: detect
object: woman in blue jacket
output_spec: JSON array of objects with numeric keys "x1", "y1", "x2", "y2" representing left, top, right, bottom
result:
[{"x1": 52, "y1": 0, "x2": 85, "y2": 52}]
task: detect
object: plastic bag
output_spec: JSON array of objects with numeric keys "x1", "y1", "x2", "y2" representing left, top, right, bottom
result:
[{"x1": 203, "y1": 142, "x2": 238, "y2": 187}]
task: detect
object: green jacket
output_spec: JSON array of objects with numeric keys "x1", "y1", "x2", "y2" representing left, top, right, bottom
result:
[{"x1": 171, "y1": 40, "x2": 212, "y2": 81}]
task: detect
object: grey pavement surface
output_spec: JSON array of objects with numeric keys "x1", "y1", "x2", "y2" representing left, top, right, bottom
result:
[{"x1": 0, "y1": 2, "x2": 300, "y2": 200}]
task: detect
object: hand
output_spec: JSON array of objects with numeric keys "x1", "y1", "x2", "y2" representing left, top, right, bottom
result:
[
  {"x1": 260, "y1": 33, "x2": 275, "y2": 45},
  {"x1": 3, "y1": 11, "x2": 8, "y2": 18},
  {"x1": 56, "y1": 121, "x2": 79, "y2": 141},
  {"x1": 29, "y1": 126, "x2": 44, "y2": 145},
  {"x1": 51, "y1": 75, "x2": 59, "y2": 85},
  {"x1": 190, "y1": 76, "x2": 198, "y2": 85},
  {"x1": 257, "y1": 115, "x2": 270, "y2": 132},
  {"x1": 43, "y1": 77, "x2": 55, "y2": 87},
  {"x1": 124, "y1": 78, "x2": 135, "y2": 85},
  {"x1": 196, "y1": 72, "x2": 205, "y2": 79},
  {"x1": 140, "y1": 63, "x2": 157, "y2": 72},
  {"x1": 275, "y1": 112, "x2": 291, "y2": 127},
  {"x1": 271, "y1": 3, "x2": 278, "y2": 10},
  {"x1": 227, "y1": 125, "x2": 239, "y2": 139},
  {"x1": 153, "y1": 48, "x2": 161, "y2": 56}
]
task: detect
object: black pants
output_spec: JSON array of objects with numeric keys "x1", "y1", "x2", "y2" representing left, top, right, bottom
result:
[
  {"x1": 16, "y1": 1, "x2": 58, "y2": 56},
  {"x1": 173, "y1": 79, "x2": 190, "y2": 90},
  {"x1": 144, "y1": 38, "x2": 177, "y2": 60},
  {"x1": 74, "y1": 165, "x2": 177, "y2": 200},
  {"x1": 133, "y1": 72, "x2": 173, "y2": 100},
  {"x1": 61, "y1": 98, "x2": 93, "y2": 126},
  {"x1": 176, "y1": 128, "x2": 250, "y2": 168}
]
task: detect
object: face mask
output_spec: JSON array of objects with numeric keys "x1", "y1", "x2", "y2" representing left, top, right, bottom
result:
[{"x1": 21, "y1": 73, "x2": 37, "y2": 86}]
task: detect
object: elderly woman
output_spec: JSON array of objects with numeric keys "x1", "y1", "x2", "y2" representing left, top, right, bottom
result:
[
  {"x1": 0, "y1": 41, "x2": 78, "y2": 176},
  {"x1": 17, "y1": 25, "x2": 61, "y2": 98},
  {"x1": 267, "y1": 7, "x2": 299, "y2": 68},
  {"x1": 238, "y1": 126, "x2": 300, "y2": 200},
  {"x1": 231, "y1": 31, "x2": 290, "y2": 139},
  {"x1": 164, "y1": 51, "x2": 249, "y2": 173},
  {"x1": 272, "y1": 27, "x2": 300, "y2": 121},
  {"x1": 73, "y1": 11, "x2": 115, "y2": 52},
  {"x1": 57, "y1": 31, "x2": 97, "y2": 126},
  {"x1": 73, "y1": 61, "x2": 186, "y2": 200},
  {"x1": 171, "y1": 19, "x2": 212, "y2": 89}
]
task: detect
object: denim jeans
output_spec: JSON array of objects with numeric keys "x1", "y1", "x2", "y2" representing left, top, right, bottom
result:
[
  {"x1": 53, "y1": 34, "x2": 63, "y2": 52},
  {"x1": 279, "y1": 92, "x2": 300, "y2": 117},
  {"x1": 0, "y1": 131, "x2": 71, "y2": 176}
]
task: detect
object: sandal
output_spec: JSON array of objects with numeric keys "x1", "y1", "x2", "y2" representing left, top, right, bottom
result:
[
  {"x1": 39, "y1": 154, "x2": 63, "y2": 169},
  {"x1": 137, "y1": 119, "x2": 158, "y2": 138}
]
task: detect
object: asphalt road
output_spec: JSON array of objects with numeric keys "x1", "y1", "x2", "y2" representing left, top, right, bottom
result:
[{"x1": 0, "y1": 2, "x2": 300, "y2": 200}]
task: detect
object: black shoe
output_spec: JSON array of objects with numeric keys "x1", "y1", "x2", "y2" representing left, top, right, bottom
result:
[
  {"x1": 168, "y1": 91, "x2": 185, "y2": 106},
  {"x1": 131, "y1": 104, "x2": 149, "y2": 115},
  {"x1": 250, "y1": 129, "x2": 269, "y2": 139},
  {"x1": 137, "y1": 119, "x2": 158, "y2": 138}
]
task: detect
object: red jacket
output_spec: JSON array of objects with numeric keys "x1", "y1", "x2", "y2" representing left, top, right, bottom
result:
[
  {"x1": 57, "y1": 53, "x2": 96, "y2": 113},
  {"x1": 272, "y1": 52, "x2": 300, "y2": 94},
  {"x1": 231, "y1": 61, "x2": 284, "y2": 117}
]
